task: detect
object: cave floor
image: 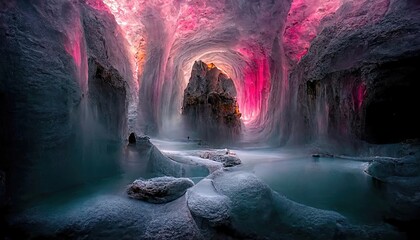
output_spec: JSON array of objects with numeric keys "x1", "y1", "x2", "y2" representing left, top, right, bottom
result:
[{"x1": 4, "y1": 139, "x2": 396, "y2": 239}]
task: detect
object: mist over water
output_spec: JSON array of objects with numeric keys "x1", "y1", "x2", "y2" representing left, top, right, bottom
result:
[
  {"x1": 10, "y1": 138, "x2": 389, "y2": 228},
  {"x1": 152, "y1": 139, "x2": 390, "y2": 224}
]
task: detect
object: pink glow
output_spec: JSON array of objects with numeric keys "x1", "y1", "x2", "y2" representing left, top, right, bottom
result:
[
  {"x1": 177, "y1": 5, "x2": 200, "y2": 32},
  {"x1": 352, "y1": 82, "x2": 366, "y2": 111},
  {"x1": 101, "y1": 0, "x2": 147, "y2": 53},
  {"x1": 100, "y1": 0, "x2": 275, "y2": 127},
  {"x1": 64, "y1": 27, "x2": 88, "y2": 93},
  {"x1": 85, "y1": 0, "x2": 111, "y2": 12},
  {"x1": 284, "y1": 0, "x2": 390, "y2": 64},
  {"x1": 65, "y1": 35, "x2": 82, "y2": 69},
  {"x1": 283, "y1": 0, "x2": 340, "y2": 64},
  {"x1": 176, "y1": 1, "x2": 225, "y2": 34},
  {"x1": 237, "y1": 45, "x2": 270, "y2": 122}
]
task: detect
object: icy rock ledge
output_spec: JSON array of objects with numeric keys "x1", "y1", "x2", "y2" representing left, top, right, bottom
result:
[
  {"x1": 186, "y1": 170, "x2": 400, "y2": 239},
  {"x1": 187, "y1": 179, "x2": 231, "y2": 227},
  {"x1": 127, "y1": 177, "x2": 194, "y2": 203},
  {"x1": 366, "y1": 152, "x2": 420, "y2": 222},
  {"x1": 198, "y1": 149, "x2": 241, "y2": 167}
]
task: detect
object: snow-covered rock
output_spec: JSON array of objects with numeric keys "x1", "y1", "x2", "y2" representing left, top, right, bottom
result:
[
  {"x1": 366, "y1": 153, "x2": 420, "y2": 222},
  {"x1": 186, "y1": 179, "x2": 231, "y2": 226},
  {"x1": 367, "y1": 155, "x2": 420, "y2": 180},
  {"x1": 199, "y1": 150, "x2": 241, "y2": 167},
  {"x1": 127, "y1": 177, "x2": 194, "y2": 204},
  {"x1": 7, "y1": 193, "x2": 202, "y2": 240},
  {"x1": 132, "y1": 138, "x2": 210, "y2": 178},
  {"x1": 186, "y1": 169, "x2": 400, "y2": 239}
]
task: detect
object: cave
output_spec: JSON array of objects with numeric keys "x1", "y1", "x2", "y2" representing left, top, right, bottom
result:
[
  {"x1": 363, "y1": 56, "x2": 420, "y2": 144},
  {"x1": 1, "y1": 0, "x2": 420, "y2": 239},
  {"x1": 365, "y1": 86, "x2": 420, "y2": 144}
]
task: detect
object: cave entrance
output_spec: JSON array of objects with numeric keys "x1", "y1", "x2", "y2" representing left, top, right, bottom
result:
[
  {"x1": 364, "y1": 57, "x2": 420, "y2": 144},
  {"x1": 181, "y1": 60, "x2": 242, "y2": 143},
  {"x1": 365, "y1": 87, "x2": 420, "y2": 143}
]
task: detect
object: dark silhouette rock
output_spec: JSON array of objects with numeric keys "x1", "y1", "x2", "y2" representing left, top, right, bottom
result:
[
  {"x1": 182, "y1": 61, "x2": 241, "y2": 143},
  {"x1": 128, "y1": 132, "x2": 136, "y2": 144}
]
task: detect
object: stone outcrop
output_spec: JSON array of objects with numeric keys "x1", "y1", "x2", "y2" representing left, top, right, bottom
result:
[
  {"x1": 366, "y1": 148, "x2": 420, "y2": 223},
  {"x1": 282, "y1": 0, "x2": 420, "y2": 146},
  {"x1": 182, "y1": 61, "x2": 241, "y2": 144},
  {"x1": 199, "y1": 150, "x2": 241, "y2": 167},
  {"x1": 0, "y1": 0, "x2": 133, "y2": 202},
  {"x1": 88, "y1": 58, "x2": 128, "y2": 138},
  {"x1": 127, "y1": 177, "x2": 194, "y2": 203}
]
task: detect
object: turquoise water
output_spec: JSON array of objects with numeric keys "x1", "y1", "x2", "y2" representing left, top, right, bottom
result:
[
  {"x1": 153, "y1": 140, "x2": 391, "y2": 224},
  {"x1": 233, "y1": 149, "x2": 390, "y2": 224},
  {"x1": 15, "y1": 140, "x2": 390, "y2": 227}
]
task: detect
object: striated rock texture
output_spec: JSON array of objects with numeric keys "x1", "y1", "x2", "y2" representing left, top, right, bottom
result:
[
  {"x1": 0, "y1": 0, "x2": 134, "y2": 202},
  {"x1": 283, "y1": 0, "x2": 420, "y2": 146},
  {"x1": 88, "y1": 58, "x2": 127, "y2": 138},
  {"x1": 182, "y1": 61, "x2": 241, "y2": 143}
]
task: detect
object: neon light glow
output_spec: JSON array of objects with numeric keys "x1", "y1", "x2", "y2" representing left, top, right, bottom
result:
[
  {"x1": 283, "y1": 0, "x2": 340, "y2": 64},
  {"x1": 98, "y1": 0, "x2": 311, "y2": 131}
]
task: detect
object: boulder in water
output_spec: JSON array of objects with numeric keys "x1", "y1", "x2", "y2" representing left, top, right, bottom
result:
[
  {"x1": 199, "y1": 150, "x2": 241, "y2": 167},
  {"x1": 127, "y1": 176, "x2": 194, "y2": 203}
]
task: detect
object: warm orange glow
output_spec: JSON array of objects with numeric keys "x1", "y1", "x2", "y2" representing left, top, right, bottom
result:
[
  {"x1": 206, "y1": 62, "x2": 230, "y2": 77},
  {"x1": 135, "y1": 47, "x2": 146, "y2": 78},
  {"x1": 207, "y1": 63, "x2": 216, "y2": 69}
]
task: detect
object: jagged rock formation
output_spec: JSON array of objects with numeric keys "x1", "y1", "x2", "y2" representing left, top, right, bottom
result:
[{"x1": 182, "y1": 61, "x2": 241, "y2": 143}]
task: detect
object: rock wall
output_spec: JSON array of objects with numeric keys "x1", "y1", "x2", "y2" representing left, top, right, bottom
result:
[
  {"x1": 283, "y1": 0, "x2": 420, "y2": 147},
  {"x1": 182, "y1": 61, "x2": 242, "y2": 143},
  {"x1": 0, "y1": 0, "x2": 134, "y2": 202}
]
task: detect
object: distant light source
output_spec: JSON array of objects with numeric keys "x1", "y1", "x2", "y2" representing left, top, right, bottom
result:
[{"x1": 207, "y1": 63, "x2": 216, "y2": 69}]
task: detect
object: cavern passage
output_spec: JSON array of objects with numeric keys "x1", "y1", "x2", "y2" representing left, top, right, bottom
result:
[{"x1": 1, "y1": 0, "x2": 420, "y2": 239}]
